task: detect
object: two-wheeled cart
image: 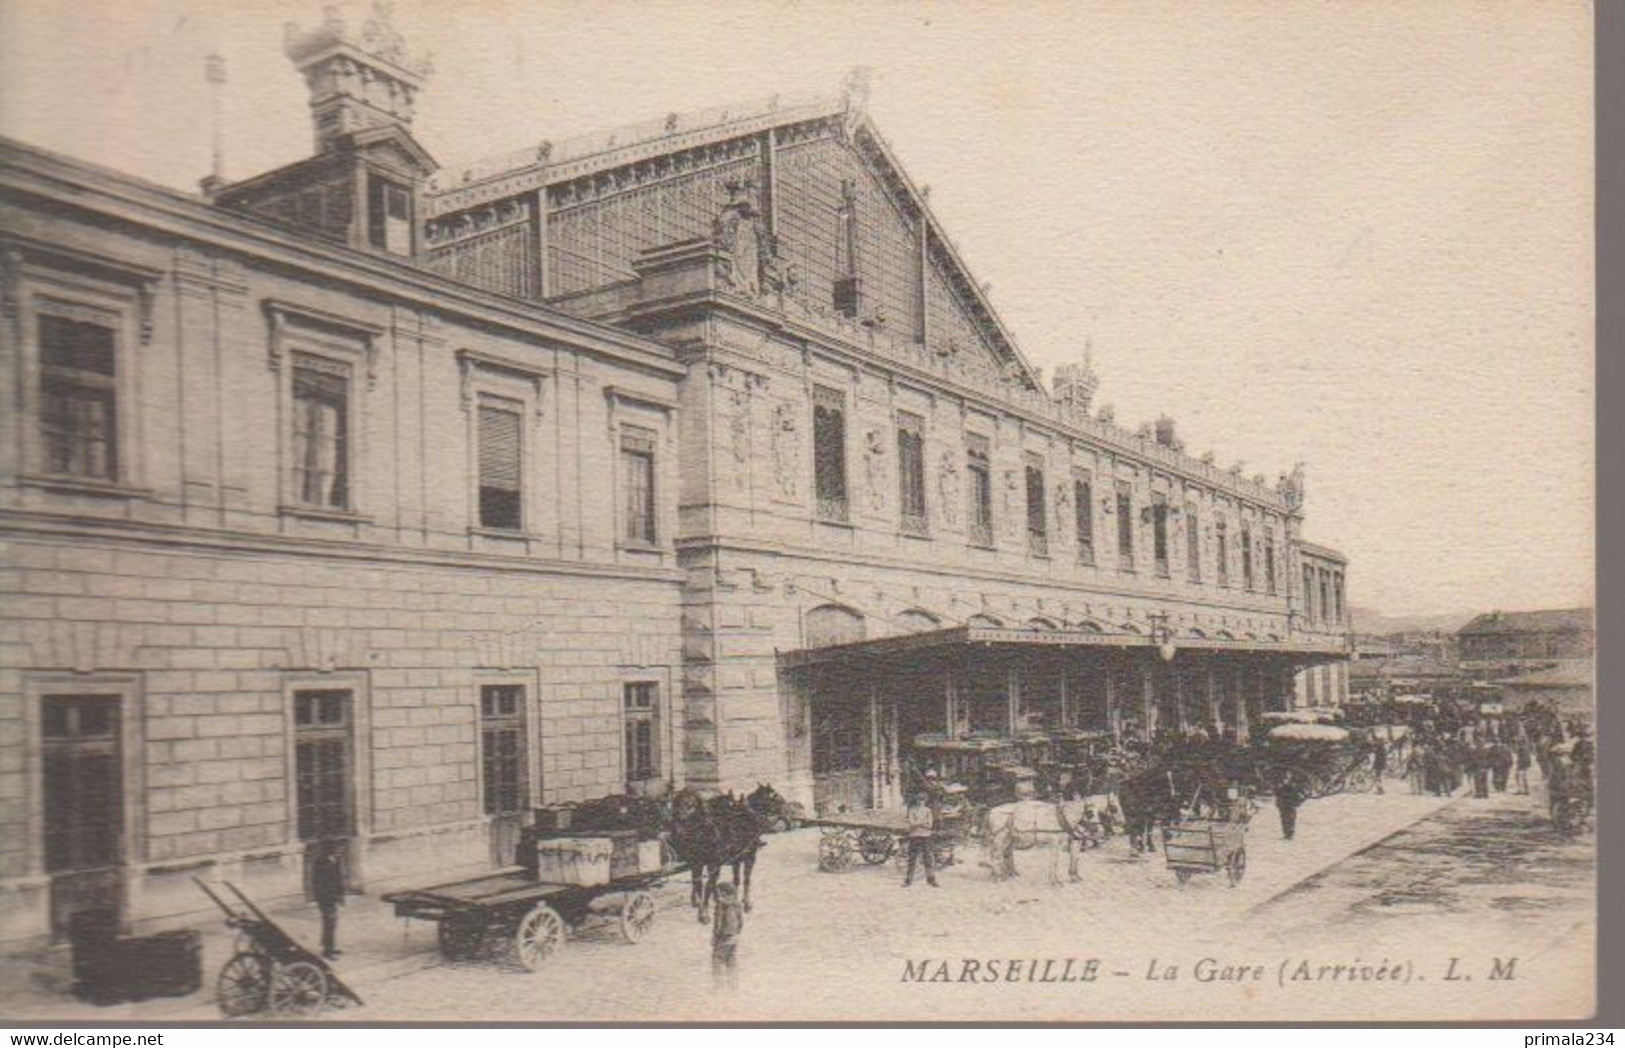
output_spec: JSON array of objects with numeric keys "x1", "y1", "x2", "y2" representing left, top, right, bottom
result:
[
  {"x1": 1162, "y1": 812, "x2": 1249, "y2": 887},
  {"x1": 381, "y1": 864, "x2": 681, "y2": 971},
  {"x1": 194, "y1": 878, "x2": 363, "y2": 1018}
]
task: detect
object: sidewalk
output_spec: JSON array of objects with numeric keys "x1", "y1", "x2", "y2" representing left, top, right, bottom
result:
[{"x1": 0, "y1": 876, "x2": 693, "y2": 1022}]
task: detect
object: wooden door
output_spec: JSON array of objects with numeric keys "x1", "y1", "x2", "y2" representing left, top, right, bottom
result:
[{"x1": 42, "y1": 696, "x2": 124, "y2": 940}]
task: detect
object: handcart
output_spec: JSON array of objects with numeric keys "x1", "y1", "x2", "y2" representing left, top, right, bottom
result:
[{"x1": 194, "y1": 878, "x2": 363, "y2": 1017}]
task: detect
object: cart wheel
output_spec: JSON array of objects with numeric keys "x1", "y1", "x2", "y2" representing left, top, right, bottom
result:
[
  {"x1": 514, "y1": 903, "x2": 567, "y2": 970},
  {"x1": 857, "y1": 830, "x2": 896, "y2": 865},
  {"x1": 1174, "y1": 868, "x2": 1193, "y2": 885},
  {"x1": 267, "y1": 960, "x2": 328, "y2": 1015},
  {"x1": 1226, "y1": 847, "x2": 1247, "y2": 887},
  {"x1": 438, "y1": 918, "x2": 483, "y2": 960},
  {"x1": 217, "y1": 951, "x2": 271, "y2": 1018},
  {"x1": 619, "y1": 891, "x2": 657, "y2": 944},
  {"x1": 818, "y1": 832, "x2": 854, "y2": 872}
]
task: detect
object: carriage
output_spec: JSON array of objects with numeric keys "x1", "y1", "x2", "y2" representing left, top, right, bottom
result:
[
  {"x1": 380, "y1": 834, "x2": 683, "y2": 970},
  {"x1": 1260, "y1": 722, "x2": 1377, "y2": 798},
  {"x1": 195, "y1": 878, "x2": 363, "y2": 1018},
  {"x1": 910, "y1": 733, "x2": 1036, "y2": 809}
]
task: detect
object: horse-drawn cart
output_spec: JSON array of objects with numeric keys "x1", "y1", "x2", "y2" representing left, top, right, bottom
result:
[
  {"x1": 382, "y1": 833, "x2": 684, "y2": 970},
  {"x1": 1262, "y1": 722, "x2": 1377, "y2": 798},
  {"x1": 195, "y1": 878, "x2": 363, "y2": 1018}
]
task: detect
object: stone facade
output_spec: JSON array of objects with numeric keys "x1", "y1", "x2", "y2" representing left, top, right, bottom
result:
[{"x1": 0, "y1": 139, "x2": 684, "y2": 943}]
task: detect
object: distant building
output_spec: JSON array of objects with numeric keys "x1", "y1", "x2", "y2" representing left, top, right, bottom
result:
[
  {"x1": 1456, "y1": 608, "x2": 1593, "y2": 677},
  {"x1": 1492, "y1": 662, "x2": 1593, "y2": 724}
]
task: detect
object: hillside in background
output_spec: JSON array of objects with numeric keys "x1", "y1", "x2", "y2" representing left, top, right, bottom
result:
[{"x1": 1348, "y1": 606, "x2": 1476, "y2": 635}]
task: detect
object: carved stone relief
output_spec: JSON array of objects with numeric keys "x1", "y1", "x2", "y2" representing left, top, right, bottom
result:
[
  {"x1": 772, "y1": 402, "x2": 802, "y2": 500},
  {"x1": 863, "y1": 428, "x2": 887, "y2": 512},
  {"x1": 937, "y1": 450, "x2": 961, "y2": 528}
]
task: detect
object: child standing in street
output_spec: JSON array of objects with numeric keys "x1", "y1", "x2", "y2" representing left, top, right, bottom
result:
[{"x1": 711, "y1": 882, "x2": 744, "y2": 991}]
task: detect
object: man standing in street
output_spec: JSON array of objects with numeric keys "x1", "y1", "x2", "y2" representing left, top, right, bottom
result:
[
  {"x1": 1371, "y1": 738, "x2": 1387, "y2": 795},
  {"x1": 311, "y1": 842, "x2": 346, "y2": 961},
  {"x1": 902, "y1": 791, "x2": 939, "y2": 887},
  {"x1": 1275, "y1": 770, "x2": 1305, "y2": 841},
  {"x1": 711, "y1": 882, "x2": 745, "y2": 991}
]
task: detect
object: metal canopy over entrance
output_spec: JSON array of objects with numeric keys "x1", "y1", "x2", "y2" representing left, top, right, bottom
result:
[
  {"x1": 777, "y1": 624, "x2": 1349, "y2": 671},
  {"x1": 779, "y1": 623, "x2": 1350, "y2": 816}
]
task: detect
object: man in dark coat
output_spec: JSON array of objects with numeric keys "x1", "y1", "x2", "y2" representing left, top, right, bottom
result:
[
  {"x1": 1275, "y1": 770, "x2": 1305, "y2": 841},
  {"x1": 311, "y1": 843, "x2": 346, "y2": 960}
]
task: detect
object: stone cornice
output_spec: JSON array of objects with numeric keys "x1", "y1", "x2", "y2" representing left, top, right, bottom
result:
[
  {"x1": 0, "y1": 510, "x2": 686, "y2": 585},
  {"x1": 0, "y1": 136, "x2": 685, "y2": 382}
]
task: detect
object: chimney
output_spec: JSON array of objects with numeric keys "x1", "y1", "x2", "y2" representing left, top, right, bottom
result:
[{"x1": 284, "y1": 2, "x2": 432, "y2": 155}]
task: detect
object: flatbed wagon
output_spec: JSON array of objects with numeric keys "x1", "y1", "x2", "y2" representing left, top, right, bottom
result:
[
  {"x1": 806, "y1": 809, "x2": 958, "y2": 872},
  {"x1": 381, "y1": 862, "x2": 682, "y2": 970}
]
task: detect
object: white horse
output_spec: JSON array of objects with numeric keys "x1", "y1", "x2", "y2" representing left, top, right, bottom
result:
[{"x1": 983, "y1": 798, "x2": 1104, "y2": 885}]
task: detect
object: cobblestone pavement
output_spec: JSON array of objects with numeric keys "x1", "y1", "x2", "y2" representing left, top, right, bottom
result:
[{"x1": 5, "y1": 777, "x2": 1592, "y2": 1023}]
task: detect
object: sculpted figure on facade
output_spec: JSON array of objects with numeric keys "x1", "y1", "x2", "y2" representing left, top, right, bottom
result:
[
  {"x1": 1001, "y1": 469, "x2": 1021, "y2": 539},
  {"x1": 937, "y1": 450, "x2": 961, "y2": 527},
  {"x1": 713, "y1": 179, "x2": 770, "y2": 297},
  {"x1": 863, "y1": 428, "x2": 887, "y2": 512},
  {"x1": 772, "y1": 402, "x2": 802, "y2": 500},
  {"x1": 1278, "y1": 461, "x2": 1306, "y2": 511}
]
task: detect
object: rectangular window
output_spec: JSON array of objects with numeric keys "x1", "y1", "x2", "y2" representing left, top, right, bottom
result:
[
  {"x1": 967, "y1": 435, "x2": 993, "y2": 547},
  {"x1": 1152, "y1": 495, "x2": 1170, "y2": 577},
  {"x1": 1304, "y1": 565, "x2": 1317, "y2": 622},
  {"x1": 1333, "y1": 572, "x2": 1345, "y2": 624},
  {"x1": 1241, "y1": 525, "x2": 1255, "y2": 591},
  {"x1": 1216, "y1": 519, "x2": 1230, "y2": 587},
  {"x1": 477, "y1": 398, "x2": 523, "y2": 530},
  {"x1": 897, "y1": 412, "x2": 927, "y2": 536},
  {"x1": 368, "y1": 175, "x2": 413, "y2": 256},
  {"x1": 621, "y1": 428, "x2": 657, "y2": 545},
  {"x1": 480, "y1": 685, "x2": 527, "y2": 817},
  {"x1": 1074, "y1": 473, "x2": 1095, "y2": 565},
  {"x1": 812, "y1": 386, "x2": 848, "y2": 522},
  {"x1": 41, "y1": 695, "x2": 123, "y2": 874},
  {"x1": 1025, "y1": 454, "x2": 1048, "y2": 556},
  {"x1": 1265, "y1": 537, "x2": 1277, "y2": 595},
  {"x1": 1186, "y1": 502, "x2": 1201, "y2": 582},
  {"x1": 1320, "y1": 570, "x2": 1332, "y2": 627},
  {"x1": 291, "y1": 356, "x2": 350, "y2": 509},
  {"x1": 1115, "y1": 480, "x2": 1134, "y2": 570},
  {"x1": 623, "y1": 682, "x2": 660, "y2": 784},
  {"x1": 38, "y1": 312, "x2": 118, "y2": 481},
  {"x1": 294, "y1": 690, "x2": 352, "y2": 842}
]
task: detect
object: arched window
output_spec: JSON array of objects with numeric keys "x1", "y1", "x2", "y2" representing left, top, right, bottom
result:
[
  {"x1": 1026, "y1": 617, "x2": 1060, "y2": 631},
  {"x1": 965, "y1": 613, "x2": 1004, "y2": 628},
  {"x1": 895, "y1": 609, "x2": 942, "y2": 633},
  {"x1": 804, "y1": 604, "x2": 866, "y2": 648}
]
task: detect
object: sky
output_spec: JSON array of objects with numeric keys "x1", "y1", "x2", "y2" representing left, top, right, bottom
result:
[{"x1": 0, "y1": 0, "x2": 1594, "y2": 619}]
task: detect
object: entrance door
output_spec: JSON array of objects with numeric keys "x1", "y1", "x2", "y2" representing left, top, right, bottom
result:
[
  {"x1": 42, "y1": 695, "x2": 124, "y2": 940},
  {"x1": 295, "y1": 690, "x2": 354, "y2": 891},
  {"x1": 480, "y1": 684, "x2": 530, "y2": 866},
  {"x1": 811, "y1": 693, "x2": 871, "y2": 815}
]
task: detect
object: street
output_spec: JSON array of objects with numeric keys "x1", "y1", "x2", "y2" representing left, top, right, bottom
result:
[{"x1": 3, "y1": 777, "x2": 1592, "y2": 1023}]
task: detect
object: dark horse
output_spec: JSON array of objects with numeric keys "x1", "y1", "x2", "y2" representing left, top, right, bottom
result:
[
  {"x1": 664, "y1": 788, "x2": 767, "y2": 923},
  {"x1": 1116, "y1": 744, "x2": 1258, "y2": 853}
]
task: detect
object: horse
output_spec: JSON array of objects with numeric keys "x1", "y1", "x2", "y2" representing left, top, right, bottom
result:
[
  {"x1": 743, "y1": 783, "x2": 801, "y2": 832},
  {"x1": 1115, "y1": 764, "x2": 1186, "y2": 854},
  {"x1": 981, "y1": 798, "x2": 1103, "y2": 885},
  {"x1": 663, "y1": 788, "x2": 767, "y2": 923}
]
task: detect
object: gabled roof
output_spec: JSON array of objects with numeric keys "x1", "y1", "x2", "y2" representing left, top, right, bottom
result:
[
  {"x1": 426, "y1": 92, "x2": 1040, "y2": 386},
  {"x1": 1458, "y1": 607, "x2": 1594, "y2": 636}
]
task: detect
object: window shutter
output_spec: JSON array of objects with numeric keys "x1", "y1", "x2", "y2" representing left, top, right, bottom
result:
[{"x1": 479, "y1": 405, "x2": 522, "y2": 491}]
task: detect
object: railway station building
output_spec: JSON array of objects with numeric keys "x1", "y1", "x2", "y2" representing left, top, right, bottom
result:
[{"x1": 0, "y1": 7, "x2": 1350, "y2": 943}]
